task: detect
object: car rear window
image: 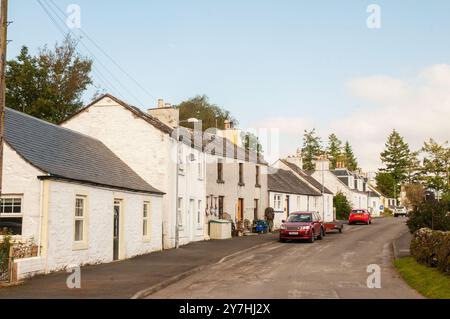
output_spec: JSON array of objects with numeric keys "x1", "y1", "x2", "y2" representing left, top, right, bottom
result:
[
  {"x1": 287, "y1": 214, "x2": 312, "y2": 223},
  {"x1": 352, "y1": 210, "x2": 366, "y2": 214}
]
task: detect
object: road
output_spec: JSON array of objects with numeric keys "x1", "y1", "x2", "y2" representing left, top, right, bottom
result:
[{"x1": 148, "y1": 217, "x2": 422, "y2": 299}]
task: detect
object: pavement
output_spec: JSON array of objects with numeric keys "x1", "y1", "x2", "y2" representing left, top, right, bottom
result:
[
  {"x1": 148, "y1": 217, "x2": 423, "y2": 299},
  {"x1": 0, "y1": 232, "x2": 278, "y2": 299}
]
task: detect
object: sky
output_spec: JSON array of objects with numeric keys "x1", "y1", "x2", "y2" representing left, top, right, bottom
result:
[{"x1": 8, "y1": 0, "x2": 450, "y2": 170}]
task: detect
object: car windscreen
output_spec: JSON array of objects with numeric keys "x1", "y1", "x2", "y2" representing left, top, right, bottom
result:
[{"x1": 287, "y1": 214, "x2": 312, "y2": 223}]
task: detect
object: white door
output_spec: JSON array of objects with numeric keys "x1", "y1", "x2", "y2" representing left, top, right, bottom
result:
[{"x1": 189, "y1": 199, "x2": 195, "y2": 241}]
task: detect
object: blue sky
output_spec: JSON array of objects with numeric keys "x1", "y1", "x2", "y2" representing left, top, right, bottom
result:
[{"x1": 9, "y1": 1, "x2": 450, "y2": 169}]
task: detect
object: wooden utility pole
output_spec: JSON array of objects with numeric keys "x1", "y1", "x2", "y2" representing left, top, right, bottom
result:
[{"x1": 0, "y1": 0, "x2": 8, "y2": 196}]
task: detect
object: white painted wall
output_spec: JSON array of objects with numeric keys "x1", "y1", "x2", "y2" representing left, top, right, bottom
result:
[
  {"x1": 1, "y1": 143, "x2": 43, "y2": 242},
  {"x1": 44, "y1": 180, "x2": 162, "y2": 272},
  {"x1": 61, "y1": 97, "x2": 206, "y2": 248},
  {"x1": 273, "y1": 160, "x2": 334, "y2": 222},
  {"x1": 205, "y1": 153, "x2": 268, "y2": 228}
]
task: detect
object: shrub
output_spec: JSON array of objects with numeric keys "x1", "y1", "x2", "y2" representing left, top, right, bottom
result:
[
  {"x1": 334, "y1": 192, "x2": 352, "y2": 220},
  {"x1": 407, "y1": 199, "x2": 450, "y2": 233},
  {"x1": 0, "y1": 234, "x2": 13, "y2": 271},
  {"x1": 410, "y1": 228, "x2": 450, "y2": 275}
]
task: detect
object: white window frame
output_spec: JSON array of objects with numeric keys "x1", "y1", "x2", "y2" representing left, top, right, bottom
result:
[
  {"x1": 177, "y1": 197, "x2": 184, "y2": 227},
  {"x1": 143, "y1": 201, "x2": 151, "y2": 241},
  {"x1": 197, "y1": 200, "x2": 202, "y2": 225},
  {"x1": 73, "y1": 195, "x2": 88, "y2": 250},
  {"x1": 0, "y1": 195, "x2": 23, "y2": 237},
  {"x1": 274, "y1": 194, "x2": 282, "y2": 211}
]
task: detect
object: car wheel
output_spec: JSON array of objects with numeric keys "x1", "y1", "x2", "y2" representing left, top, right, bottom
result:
[
  {"x1": 279, "y1": 238, "x2": 286, "y2": 243},
  {"x1": 317, "y1": 228, "x2": 324, "y2": 240},
  {"x1": 308, "y1": 232, "x2": 315, "y2": 243}
]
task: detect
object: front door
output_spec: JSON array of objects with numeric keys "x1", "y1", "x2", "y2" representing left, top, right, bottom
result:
[
  {"x1": 189, "y1": 199, "x2": 195, "y2": 241},
  {"x1": 237, "y1": 198, "x2": 244, "y2": 222},
  {"x1": 113, "y1": 200, "x2": 121, "y2": 261},
  {"x1": 285, "y1": 195, "x2": 290, "y2": 219}
]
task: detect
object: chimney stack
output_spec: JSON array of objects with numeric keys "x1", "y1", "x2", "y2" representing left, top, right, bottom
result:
[
  {"x1": 148, "y1": 98, "x2": 179, "y2": 128},
  {"x1": 224, "y1": 120, "x2": 232, "y2": 130}
]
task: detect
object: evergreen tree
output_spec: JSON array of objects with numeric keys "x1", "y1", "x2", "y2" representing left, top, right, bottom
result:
[
  {"x1": 301, "y1": 129, "x2": 323, "y2": 171},
  {"x1": 375, "y1": 172, "x2": 396, "y2": 198},
  {"x1": 380, "y1": 130, "x2": 412, "y2": 194},
  {"x1": 421, "y1": 139, "x2": 450, "y2": 195},
  {"x1": 327, "y1": 133, "x2": 343, "y2": 169},
  {"x1": 343, "y1": 141, "x2": 358, "y2": 171}
]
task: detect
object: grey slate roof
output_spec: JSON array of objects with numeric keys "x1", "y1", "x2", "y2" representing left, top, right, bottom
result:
[
  {"x1": 280, "y1": 160, "x2": 333, "y2": 194},
  {"x1": 268, "y1": 169, "x2": 322, "y2": 196},
  {"x1": 5, "y1": 108, "x2": 164, "y2": 195},
  {"x1": 62, "y1": 93, "x2": 267, "y2": 165}
]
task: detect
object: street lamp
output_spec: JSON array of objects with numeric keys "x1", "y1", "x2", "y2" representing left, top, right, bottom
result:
[{"x1": 175, "y1": 118, "x2": 200, "y2": 249}]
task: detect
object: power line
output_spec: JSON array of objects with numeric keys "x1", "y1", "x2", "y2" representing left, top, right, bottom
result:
[
  {"x1": 47, "y1": 0, "x2": 155, "y2": 103},
  {"x1": 36, "y1": 0, "x2": 147, "y2": 108}
]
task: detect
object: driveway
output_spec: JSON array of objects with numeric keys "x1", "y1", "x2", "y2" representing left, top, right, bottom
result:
[{"x1": 149, "y1": 217, "x2": 423, "y2": 299}]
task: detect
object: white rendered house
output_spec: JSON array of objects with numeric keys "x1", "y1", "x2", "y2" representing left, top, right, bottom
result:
[{"x1": 1, "y1": 108, "x2": 164, "y2": 280}]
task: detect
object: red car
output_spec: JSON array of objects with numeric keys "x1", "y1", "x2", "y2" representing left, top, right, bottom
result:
[
  {"x1": 348, "y1": 209, "x2": 372, "y2": 225},
  {"x1": 279, "y1": 212, "x2": 325, "y2": 243}
]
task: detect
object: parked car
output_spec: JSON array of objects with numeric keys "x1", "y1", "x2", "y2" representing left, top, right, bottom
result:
[
  {"x1": 348, "y1": 209, "x2": 372, "y2": 225},
  {"x1": 394, "y1": 206, "x2": 408, "y2": 218},
  {"x1": 279, "y1": 212, "x2": 325, "y2": 243},
  {"x1": 252, "y1": 220, "x2": 269, "y2": 234}
]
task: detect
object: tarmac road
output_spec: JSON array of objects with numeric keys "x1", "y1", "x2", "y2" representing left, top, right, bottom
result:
[{"x1": 149, "y1": 217, "x2": 423, "y2": 299}]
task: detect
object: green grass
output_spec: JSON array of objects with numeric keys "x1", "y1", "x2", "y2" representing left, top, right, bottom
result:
[{"x1": 394, "y1": 257, "x2": 450, "y2": 299}]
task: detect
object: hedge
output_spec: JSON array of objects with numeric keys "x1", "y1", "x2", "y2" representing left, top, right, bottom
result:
[{"x1": 410, "y1": 228, "x2": 450, "y2": 275}]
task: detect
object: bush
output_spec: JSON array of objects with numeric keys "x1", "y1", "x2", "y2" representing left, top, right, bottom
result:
[
  {"x1": 334, "y1": 192, "x2": 352, "y2": 220},
  {"x1": 410, "y1": 228, "x2": 450, "y2": 275},
  {"x1": 0, "y1": 234, "x2": 13, "y2": 271},
  {"x1": 407, "y1": 200, "x2": 450, "y2": 233},
  {"x1": 381, "y1": 208, "x2": 393, "y2": 217}
]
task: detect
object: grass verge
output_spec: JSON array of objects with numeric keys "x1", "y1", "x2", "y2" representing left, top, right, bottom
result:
[{"x1": 394, "y1": 257, "x2": 450, "y2": 299}]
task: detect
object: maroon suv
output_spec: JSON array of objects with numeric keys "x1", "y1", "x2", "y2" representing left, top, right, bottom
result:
[{"x1": 279, "y1": 212, "x2": 325, "y2": 243}]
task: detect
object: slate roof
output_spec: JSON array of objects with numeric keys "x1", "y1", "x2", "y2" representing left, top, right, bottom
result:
[
  {"x1": 5, "y1": 108, "x2": 164, "y2": 195},
  {"x1": 62, "y1": 94, "x2": 267, "y2": 165},
  {"x1": 268, "y1": 169, "x2": 322, "y2": 196},
  {"x1": 280, "y1": 160, "x2": 333, "y2": 194}
]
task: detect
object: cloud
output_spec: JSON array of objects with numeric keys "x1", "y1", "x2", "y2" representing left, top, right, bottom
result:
[
  {"x1": 251, "y1": 64, "x2": 450, "y2": 171},
  {"x1": 332, "y1": 64, "x2": 450, "y2": 171}
]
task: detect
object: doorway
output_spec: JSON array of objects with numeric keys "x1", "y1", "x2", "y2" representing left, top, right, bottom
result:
[
  {"x1": 285, "y1": 195, "x2": 290, "y2": 219},
  {"x1": 237, "y1": 198, "x2": 244, "y2": 222},
  {"x1": 113, "y1": 199, "x2": 121, "y2": 261}
]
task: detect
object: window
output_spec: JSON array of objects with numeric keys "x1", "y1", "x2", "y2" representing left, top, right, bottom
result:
[
  {"x1": 218, "y1": 196, "x2": 224, "y2": 219},
  {"x1": 198, "y1": 161, "x2": 204, "y2": 180},
  {"x1": 178, "y1": 147, "x2": 185, "y2": 174},
  {"x1": 297, "y1": 196, "x2": 301, "y2": 210},
  {"x1": 143, "y1": 201, "x2": 151, "y2": 239},
  {"x1": 0, "y1": 197, "x2": 23, "y2": 236},
  {"x1": 274, "y1": 195, "x2": 282, "y2": 210},
  {"x1": 177, "y1": 197, "x2": 183, "y2": 226},
  {"x1": 197, "y1": 200, "x2": 202, "y2": 224},
  {"x1": 239, "y1": 163, "x2": 244, "y2": 186},
  {"x1": 217, "y1": 160, "x2": 224, "y2": 183},
  {"x1": 255, "y1": 165, "x2": 261, "y2": 187},
  {"x1": 74, "y1": 196, "x2": 87, "y2": 243}
]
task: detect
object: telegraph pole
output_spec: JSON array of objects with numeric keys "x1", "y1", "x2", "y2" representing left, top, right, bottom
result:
[{"x1": 0, "y1": 0, "x2": 8, "y2": 196}]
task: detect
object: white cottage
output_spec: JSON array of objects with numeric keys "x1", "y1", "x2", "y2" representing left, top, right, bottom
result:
[
  {"x1": 1, "y1": 108, "x2": 164, "y2": 280},
  {"x1": 203, "y1": 132, "x2": 269, "y2": 230},
  {"x1": 61, "y1": 94, "x2": 206, "y2": 249},
  {"x1": 309, "y1": 158, "x2": 368, "y2": 210},
  {"x1": 268, "y1": 168, "x2": 323, "y2": 229},
  {"x1": 274, "y1": 158, "x2": 334, "y2": 223}
]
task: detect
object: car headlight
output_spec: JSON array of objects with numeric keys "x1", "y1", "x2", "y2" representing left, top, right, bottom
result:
[{"x1": 300, "y1": 226, "x2": 311, "y2": 230}]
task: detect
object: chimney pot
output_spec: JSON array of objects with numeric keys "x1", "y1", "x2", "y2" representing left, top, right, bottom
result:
[{"x1": 157, "y1": 99, "x2": 164, "y2": 108}]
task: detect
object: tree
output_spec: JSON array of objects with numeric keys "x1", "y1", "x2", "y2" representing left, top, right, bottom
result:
[
  {"x1": 176, "y1": 95, "x2": 237, "y2": 131},
  {"x1": 380, "y1": 130, "x2": 412, "y2": 197},
  {"x1": 301, "y1": 129, "x2": 323, "y2": 171},
  {"x1": 343, "y1": 141, "x2": 358, "y2": 171},
  {"x1": 375, "y1": 172, "x2": 396, "y2": 198},
  {"x1": 6, "y1": 36, "x2": 93, "y2": 123},
  {"x1": 333, "y1": 192, "x2": 352, "y2": 220},
  {"x1": 421, "y1": 139, "x2": 450, "y2": 195},
  {"x1": 406, "y1": 151, "x2": 421, "y2": 184},
  {"x1": 327, "y1": 133, "x2": 343, "y2": 169}
]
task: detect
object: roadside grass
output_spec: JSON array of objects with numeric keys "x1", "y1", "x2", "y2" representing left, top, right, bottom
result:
[{"x1": 394, "y1": 257, "x2": 450, "y2": 299}]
